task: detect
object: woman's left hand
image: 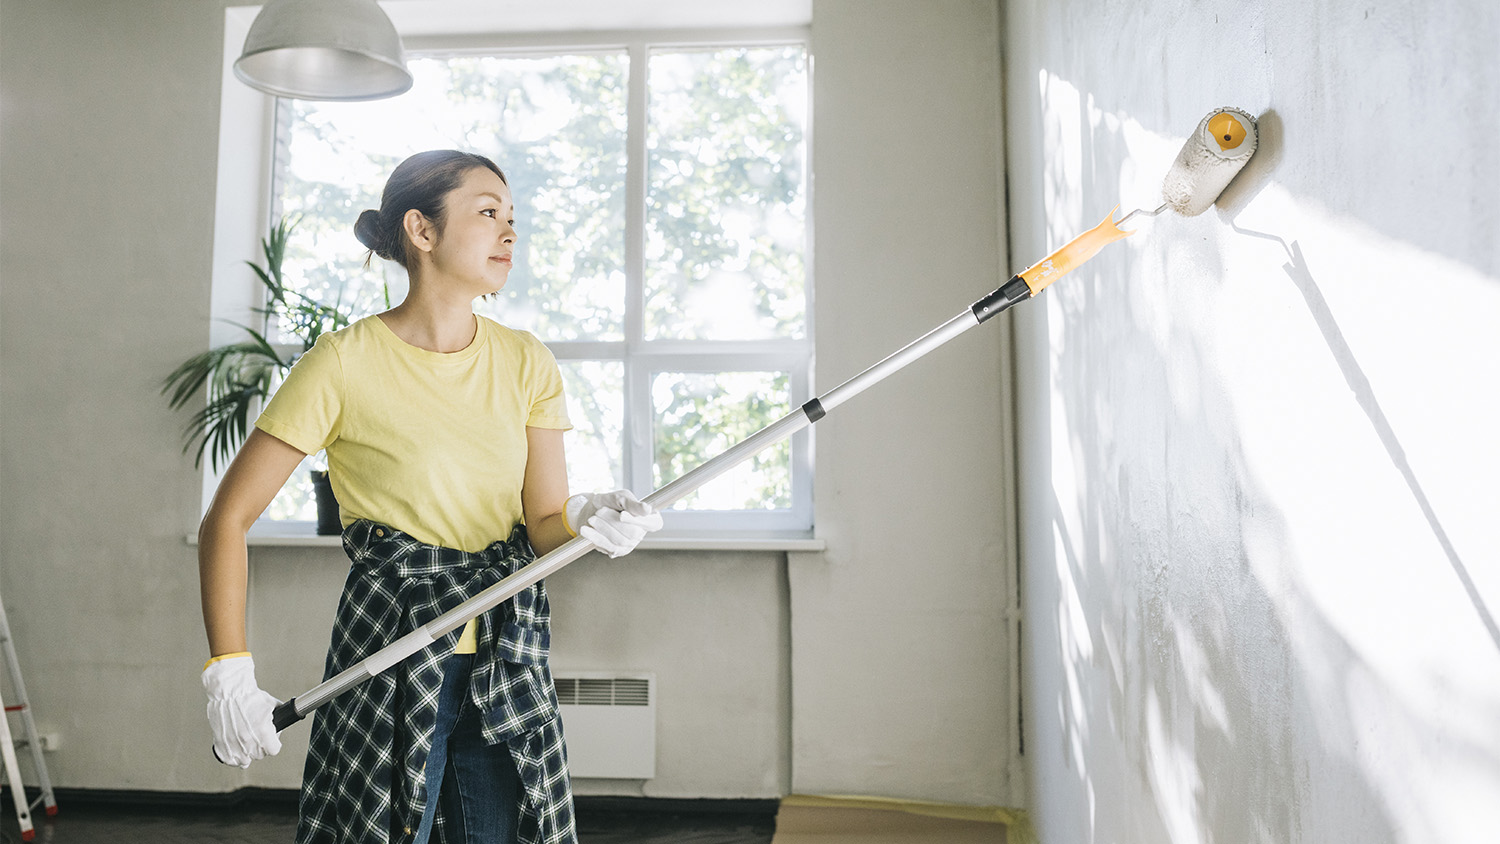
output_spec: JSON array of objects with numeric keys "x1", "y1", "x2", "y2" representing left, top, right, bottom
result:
[{"x1": 564, "y1": 490, "x2": 664, "y2": 557}]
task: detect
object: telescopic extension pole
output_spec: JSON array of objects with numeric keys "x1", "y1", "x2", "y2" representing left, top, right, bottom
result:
[
  {"x1": 271, "y1": 269, "x2": 1052, "y2": 733},
  {"x1": 266, "y1": 102, "x2": 1259, "y2": 737}
]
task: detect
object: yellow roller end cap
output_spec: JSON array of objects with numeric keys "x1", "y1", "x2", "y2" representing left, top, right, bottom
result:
[{"x1": 1207, "y1": 112, "x2": 1247, "y2": 151}]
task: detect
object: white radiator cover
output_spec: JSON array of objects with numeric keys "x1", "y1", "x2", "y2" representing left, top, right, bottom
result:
[{"x1": 553, "y1": 671, "x2": 656, "y2": 779}]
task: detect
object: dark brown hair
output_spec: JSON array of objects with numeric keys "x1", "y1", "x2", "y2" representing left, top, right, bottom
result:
[{"x1": 354, "y1": 150, "x2": 507, "y2": 270}]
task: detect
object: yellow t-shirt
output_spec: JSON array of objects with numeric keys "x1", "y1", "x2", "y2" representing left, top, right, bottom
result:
[{"x1": 255, "y1": 314, "x2": 572, "y2": 652}]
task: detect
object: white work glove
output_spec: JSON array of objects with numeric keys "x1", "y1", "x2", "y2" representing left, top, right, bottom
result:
[
  {"x1": 564, "y1": 489, "x2": 664, "y2": 558},
  {"x1": 203, "y1": 654, "x2": 282, "y2": 768}
]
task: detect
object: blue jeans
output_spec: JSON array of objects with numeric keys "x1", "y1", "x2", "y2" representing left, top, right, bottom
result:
[{"x1": 414, "y1": 653, "x2": 522, "y2": 844}]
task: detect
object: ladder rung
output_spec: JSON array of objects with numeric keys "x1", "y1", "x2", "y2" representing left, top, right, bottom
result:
[{"x1": 3, "y1": 705, "x2": 24, "y2": 713}]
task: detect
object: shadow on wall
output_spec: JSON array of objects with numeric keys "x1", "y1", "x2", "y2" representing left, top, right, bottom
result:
[
  {"x1": 1134, "y1": 104, "x2": 1497, "y2": 657},
  {"x1": 1014, "y1": 0, "x2": 1500, "y2": 837},
  {"x1": 1040, "y1": 233, "x2": 1410, "y2": 842},
  {"x1": 1227, "y1": 224, "x2": 1500, "y2": 655},
  {"x1": 1028, "y1": 95, "x2": 1434, "y2": 842}
]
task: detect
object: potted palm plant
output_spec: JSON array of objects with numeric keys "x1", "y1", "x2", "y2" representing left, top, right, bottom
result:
[{"x1": 164, "y1": 217, "x2": 355, "y2": 533}]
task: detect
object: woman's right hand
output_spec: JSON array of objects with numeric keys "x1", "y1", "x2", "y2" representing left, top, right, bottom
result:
[{"x1": 203, "y1": 653, "x2": 282, "y2": 767}]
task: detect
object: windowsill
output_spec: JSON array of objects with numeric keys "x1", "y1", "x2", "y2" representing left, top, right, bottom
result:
[{"x1": 186, "y1": 521, "x2": 827, "y2": 552}]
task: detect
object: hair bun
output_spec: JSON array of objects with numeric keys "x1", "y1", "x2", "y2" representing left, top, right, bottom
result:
[{"x1": 354, "y1": 209, "x2": 384, "y2": 252}]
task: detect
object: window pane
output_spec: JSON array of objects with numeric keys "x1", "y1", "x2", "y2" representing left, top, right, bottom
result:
[
  {"x1": 645, "y1": 47, "x2": 808, "y2": 341},
  {"x1": 652, "y1": 371, "x2": 791, "y2": 510},
  {"x1": 560, "y1": 361, "x2": 625, "y2": 493},
  {"x1": 275, "y1": 53, "x2": 629, "y2": 342}
]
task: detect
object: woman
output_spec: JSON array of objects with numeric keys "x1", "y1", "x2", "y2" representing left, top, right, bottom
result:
[{"x1": 198, "y1": 150, "x2": 661, "y2": 844}]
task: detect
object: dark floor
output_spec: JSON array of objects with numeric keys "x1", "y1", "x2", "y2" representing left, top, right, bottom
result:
[{"x1": 0, "y1": 792, "x2": 777, "y2": 844}]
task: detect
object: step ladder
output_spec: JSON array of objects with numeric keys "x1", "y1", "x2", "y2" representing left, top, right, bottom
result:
[{"x1": 0, "y1": 596, "x2": 57, "y2": 842}]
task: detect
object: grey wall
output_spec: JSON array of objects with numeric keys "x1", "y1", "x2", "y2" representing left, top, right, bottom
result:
[
  {"x1": 1004, "y1": 0, "x2": 1500, "y2": 842},
  {"x1": 792, "y1": 0, "x2": 1017, "y2": 807},
  {"x1": 0, "y1": 0, "x2": 233, "y2": 793},
  {"x1": 0, "y1": 0, "x2": 1017, "y2": 807}
]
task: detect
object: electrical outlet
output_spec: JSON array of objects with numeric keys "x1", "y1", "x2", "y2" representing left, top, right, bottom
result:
[{"x1": 38, "y1": 733, "x2": 60, "y2": 752}]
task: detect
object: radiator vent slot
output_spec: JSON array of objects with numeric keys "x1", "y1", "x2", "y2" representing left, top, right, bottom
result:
[
  {"x1": 554, "y1": 672, "x2": 655, "y2": 779},
  {"x1": 556, "y1": 677, "x2": 650, "y2": 707}
]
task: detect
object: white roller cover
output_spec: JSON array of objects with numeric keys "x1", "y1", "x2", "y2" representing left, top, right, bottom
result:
[{"x1": 1161, "y1": 107, "x2": 1258, "y2": 216}]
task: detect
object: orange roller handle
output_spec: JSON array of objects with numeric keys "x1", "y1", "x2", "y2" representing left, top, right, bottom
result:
[{"x1": 1017, "y1": 207, "x2": 1134, "y2": 296}]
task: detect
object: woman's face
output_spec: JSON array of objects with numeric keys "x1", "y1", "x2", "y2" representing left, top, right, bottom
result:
[{"x1": 427, "y1": 166, "x2": 516, "y2": 297}]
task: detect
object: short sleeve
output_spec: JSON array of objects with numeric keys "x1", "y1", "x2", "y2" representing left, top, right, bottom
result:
[
  {"x1": 254, "y1": 333, "x2": 344, "y2": 455},
  {"x1": 521, "y1": 332, "x2": 573, "y2": 431}
]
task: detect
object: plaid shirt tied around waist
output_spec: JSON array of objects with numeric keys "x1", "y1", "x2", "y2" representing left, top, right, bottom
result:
[{"x1": 296, "y1": 520, "x2": 575, "y2": 844}]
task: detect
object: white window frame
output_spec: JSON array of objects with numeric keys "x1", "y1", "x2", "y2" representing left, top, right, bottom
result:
[{"x1": 212, "y1": 11, "x2": 814, "y2": 538}]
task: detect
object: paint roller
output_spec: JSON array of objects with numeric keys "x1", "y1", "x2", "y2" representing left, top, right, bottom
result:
[
  {"x1": 985, "y1": 106, "x2": 1259, "y2": 309},
  {"x1": 262, "y1": 107, "x2": 1261, "y2": 737}
]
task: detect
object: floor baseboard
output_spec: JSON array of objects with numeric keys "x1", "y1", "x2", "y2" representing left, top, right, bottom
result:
[{"x1": 17, "y1": 787, "x2": 779, "y2": 819}]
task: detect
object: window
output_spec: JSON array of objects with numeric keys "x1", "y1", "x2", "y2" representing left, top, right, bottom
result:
[{"x1": 260, "y1": 38, "x2": 811, "y2": 535}]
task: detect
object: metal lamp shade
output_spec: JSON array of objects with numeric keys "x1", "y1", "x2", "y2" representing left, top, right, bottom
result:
[{"x1": 234, "y1": 0, "x2": 413, "y2": 101}]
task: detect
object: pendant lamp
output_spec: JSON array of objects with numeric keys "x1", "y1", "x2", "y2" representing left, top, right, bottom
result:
[{"x1": 234, "y1": 0, "x2": 413, "y2": 101}]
